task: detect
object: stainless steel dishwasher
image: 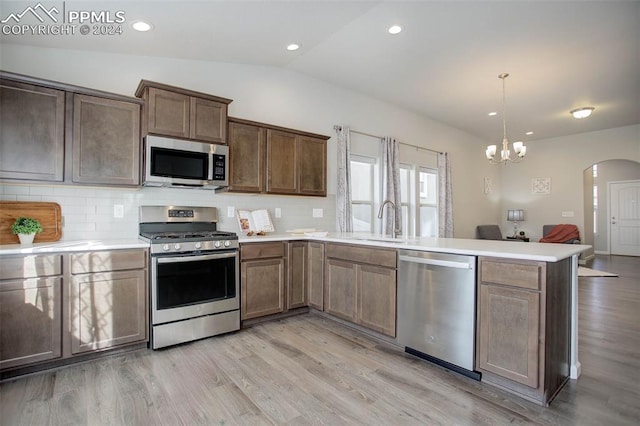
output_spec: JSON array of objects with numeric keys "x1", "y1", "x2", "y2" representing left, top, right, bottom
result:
[{"x1": 397, "y1": 249, "x2": 480, "y2": 380}]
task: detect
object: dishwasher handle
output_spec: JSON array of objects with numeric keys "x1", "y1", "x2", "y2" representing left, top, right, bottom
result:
[{"x1": 398, "y1": 254, "x2": 473, "y2": 269}]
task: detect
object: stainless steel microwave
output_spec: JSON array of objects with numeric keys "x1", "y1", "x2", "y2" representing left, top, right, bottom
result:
[{"x1": 143, "y1": 135, "x2": 228, "y2": 189}]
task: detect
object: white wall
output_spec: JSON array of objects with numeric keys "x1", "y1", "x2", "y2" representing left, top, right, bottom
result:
[
  {"x1": 500, "y1": 125, "x2": 640, "y2": 242},
  {"x1": 1, "y1": 44, "x2": 496, "y2": 240}
]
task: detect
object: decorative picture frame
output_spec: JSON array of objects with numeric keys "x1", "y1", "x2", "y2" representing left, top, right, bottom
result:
[
  {"x1": 531, "y1": 177, "x2": 551, "y2": 195},
  {"x1": 484, "y1": 177, "x2": 493, "y2": 194}
]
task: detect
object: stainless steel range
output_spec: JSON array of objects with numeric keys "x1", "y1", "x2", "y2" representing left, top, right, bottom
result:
[{"x1": 139, "y1": 205, "x2": 239, "y2": 349}]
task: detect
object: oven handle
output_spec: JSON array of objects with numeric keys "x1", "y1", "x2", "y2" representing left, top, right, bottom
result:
[{"x1": 156, "y1": 251, "x2": 237, "y2": 264}]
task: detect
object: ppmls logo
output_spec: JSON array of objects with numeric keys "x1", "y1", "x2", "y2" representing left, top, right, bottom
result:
[
  {"x1": 1, "y1": 2, "x2": 60, "y2": 24},
  {"x1": 2, "y1": 2, "x2": 126, "y2": 36}
]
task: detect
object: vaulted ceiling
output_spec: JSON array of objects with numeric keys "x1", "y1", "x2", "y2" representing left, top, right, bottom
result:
[{"x1": 2, "y1": 1, "x2": 638, "y2": 143}]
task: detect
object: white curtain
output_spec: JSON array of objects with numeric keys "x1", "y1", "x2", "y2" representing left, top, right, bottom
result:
[
  {"x1": 381, "y1": 137, "x2": 402, "y2": 236},
  {"x1": 437, "y1": 152, "x2": 454, "y2": 237},
  {"x1": 336, "y1": 126, "x2": 353, "y2": 232}
]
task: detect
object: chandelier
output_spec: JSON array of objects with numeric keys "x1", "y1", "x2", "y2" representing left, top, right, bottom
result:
[{"x1": 485, "y1": 73, "x2": 526, "y2": 164}]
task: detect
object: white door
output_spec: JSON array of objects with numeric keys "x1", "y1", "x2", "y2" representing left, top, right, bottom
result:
[{"x1": 610, "y1": 180, "x2": 640, "y2": 256}]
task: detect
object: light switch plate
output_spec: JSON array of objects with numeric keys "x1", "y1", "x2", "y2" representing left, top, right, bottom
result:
[
  {"x1": 227, "y1": 206, "x2": 235, "y2": 218},
  {"x1": 113, "y1": 204, "x2": 124, "y2": 218},
  {"x1": 275, "y1": 208, "x2": 281, "y2": 218},
  {"x1": 312, "y1": 208, "x2": 323, "y2": 218},
  {"x1": 562, "y1": 211, "x2": 574, "y2": 217}
]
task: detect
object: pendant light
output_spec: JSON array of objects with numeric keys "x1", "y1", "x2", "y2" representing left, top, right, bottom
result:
[{"x1": 486, "y1": 73, "x2": 526, "y2": 164}]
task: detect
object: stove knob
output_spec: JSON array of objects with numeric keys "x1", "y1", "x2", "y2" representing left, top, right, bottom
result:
[
  {"x1": 162, "y1": 244, "x2": 170, "y2": 252},
  {"x1": 174, "y1": 243, "x2": 181, "y2": 251},
  {"x1": 195, "y1": 242, "x2": 202, "y2": 250},
  {"x1": 214, "y1": 241, "x2": 221, "y2": 248},
  {"x1": 224, "y1": 240, "x2": 231, "y2": 247}
]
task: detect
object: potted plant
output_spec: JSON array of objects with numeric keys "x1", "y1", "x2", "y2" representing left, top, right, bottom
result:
[{"x1": 11, "y1": 217, "x2": 43, "y2": 244}]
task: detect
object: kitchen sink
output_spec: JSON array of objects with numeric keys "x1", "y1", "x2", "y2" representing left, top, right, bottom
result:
[{"x1": 355, "y1": 236, "x2": 411, "y2": 244}]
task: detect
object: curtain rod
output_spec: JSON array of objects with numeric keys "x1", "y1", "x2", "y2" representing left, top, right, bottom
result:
[{"x1": 333, "y1": 125, "x2": 442, "y2": 155}]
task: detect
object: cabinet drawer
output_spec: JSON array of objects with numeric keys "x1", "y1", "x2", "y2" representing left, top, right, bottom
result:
[
  {"x1": 70, "y1": 249, "x2": 147, "y2": 274},
  {"x1": 326, "y1": 243, "x2": 396, "y2": 268},
  {"x1": 479, "y1": 258, "x2": 543, "y2": 290},
  {"x1": 241, "y1": 242, "x2": 285, "y2": 260},
  {"x1": 0, "y1": 254, "x2": 62, "y2": 280}
]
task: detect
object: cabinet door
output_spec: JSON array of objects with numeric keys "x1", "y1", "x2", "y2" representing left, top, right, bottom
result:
[
  {"x1": 324, "y1": 258, "x2": 357, "y2": 322},
  {"x1": 266, "y1": 129, "x2": 298, "y2": 194},
  {"x1": 287, "y1": 242, "x2": 307, "y2": 309},
  {"x1": 0, "y1": 80, "x2": 65, "y2": 182},
  {"x1": 72, "y1": 94, "x2": 141, "y2": 186},
  {"x1": 190, "y1": 97, "x2": 227, "y2": 143},
  {"x1": 69, "y1": 270, "x2": 148, "y2": 354},
  {"x1": 0, "y1": 277, "x2": 62, "y2": 369},
  {"x1": 298, "y1": 135, "x2": 326, "y2": 196},
  {"x1": 357, "y1": 264, "x2": 396, "y2": 337},
  {"x1": 241, "y1": 258, "x2": 285, "y2": 320},
  {"x1": 307, "y1": 242, "x2": 325, "y2": 310},
  {"x1": 147, "y1": 87, "x2": 190, "y2": 138},
  {"x1": 228, "y1": 121, "x2": 264, "y2": 192},
  {"x1": 477, "y1": 283, "x2": 540, "y2": 388}
]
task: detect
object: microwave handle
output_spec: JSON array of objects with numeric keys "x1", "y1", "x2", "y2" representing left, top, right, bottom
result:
[{"x1": 208, "y1": 152, "x2": 214, "y2": 181}]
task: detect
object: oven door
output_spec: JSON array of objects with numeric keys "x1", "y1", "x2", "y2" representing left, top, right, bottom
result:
[{"x1": 151, "y1": 250, "x2": 239, "y2": 325}]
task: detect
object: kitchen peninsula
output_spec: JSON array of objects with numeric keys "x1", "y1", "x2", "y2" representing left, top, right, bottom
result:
[{"x1": 237, "y1": 232, "x2": 589, "y2": 406}]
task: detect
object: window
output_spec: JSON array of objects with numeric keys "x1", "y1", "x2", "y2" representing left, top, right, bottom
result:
[
  {"x1": 419, "y1": 167, "x2": 438, "y2": 237},
  {"x1": 398, "y1": 164, "x2": 438, "y2": 237},
  {"x1": 350, "y1": 155, "x2": 376, "y2": 232},
  {"x1": 350, "y1": 141, "x2": 438, "y2": 237}
]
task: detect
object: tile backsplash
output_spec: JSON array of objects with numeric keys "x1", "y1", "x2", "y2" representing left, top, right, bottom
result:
[{"x1": 1, "y1": 184, "x2": 336, "y2": 241}]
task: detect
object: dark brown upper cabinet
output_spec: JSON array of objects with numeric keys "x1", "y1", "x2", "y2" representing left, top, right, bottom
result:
[
  {"x1": 71, "y1": 94, "x2": 141, "y2": 186},
  {"x1": 0, "y1": 71, "x2": 143, "y2": 187},
  {"x1": 228, "y1": 119, "x2": 265, "y2": 193},
  {"x1": 0, "y1": 79, "x2": 65, "y2": 182},
  {"x1": 135, "y1": 80, "x2": 232, "y2": 144},
  {"x1": 227, "y1": 117, "x2": 328, "y2": 197}
]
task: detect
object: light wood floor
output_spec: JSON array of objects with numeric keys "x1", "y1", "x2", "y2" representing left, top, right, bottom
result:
[{"x1": 1, "y1": 255, "x2": 638, "y2": 425}]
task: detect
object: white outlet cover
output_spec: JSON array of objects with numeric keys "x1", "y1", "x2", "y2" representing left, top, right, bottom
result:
[
  {"x1": 312, "y1": 208, "x2": 323, "y2": 218},
  {"x1": 227, "y1": 206, "x2": 235, "y2": 218},
  {"x1": 275, "y1": 208, "x2": 282, "y2": 218},
  {"x1": 113, "y1": 204, "x2": 124, "y2": 218}
]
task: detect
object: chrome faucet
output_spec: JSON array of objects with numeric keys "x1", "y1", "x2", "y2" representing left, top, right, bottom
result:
[{"x1": 377, "y1": 200, "x2": 401, "y2": 238}]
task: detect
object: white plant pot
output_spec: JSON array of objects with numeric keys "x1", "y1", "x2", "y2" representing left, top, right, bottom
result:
[{"x1": 18, "y1": 233, "x2": 36, "y2": 244}]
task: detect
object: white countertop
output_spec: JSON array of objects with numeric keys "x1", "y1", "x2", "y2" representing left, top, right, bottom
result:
[
  {"x1": 239, "y1": 232, "x2": 590, "y2": 262},
  {"x1": 0, "y1": 233, "x2": 590, "y2": 262},
  {"x1": 0, "y1": 239, "x2": 149, "y2": 255}
]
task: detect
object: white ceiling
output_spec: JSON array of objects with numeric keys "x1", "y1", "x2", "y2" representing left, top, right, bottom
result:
[{"x1": 2, "y1": 0, "x2": 639, "y2": 143}]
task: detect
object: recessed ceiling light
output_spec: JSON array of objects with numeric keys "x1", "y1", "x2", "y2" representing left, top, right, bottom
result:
[
  {"x1": 488, "y1": 112, "x2": 497, "y2": 116},
  {"x1": 570, "y1": 107, "x2": 595, "y2": 119},
  {"x1": 525, "y1": 131, "x2": 534, "y2": 135},
  {"x1": 388, "y1": 25, "x2": 402, "y2": 35},
  {"x1": 287, "y1": 44, "x2": 300, "y2": 51},
  {"x1": 132, "y1": 21, "x2": 152, "y2": 32}
]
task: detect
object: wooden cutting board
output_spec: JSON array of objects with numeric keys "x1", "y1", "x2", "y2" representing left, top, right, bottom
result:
[{"x1": 0, "y1": 201, "x2": 63, "y2": 244}]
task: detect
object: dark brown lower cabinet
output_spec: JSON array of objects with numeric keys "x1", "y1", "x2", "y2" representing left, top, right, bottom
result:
[
  {"x1": 0, "y1": 249, "x2": 148, "y2": 378},
  {"x1": 67, "y1": 249, "x2": 148, "y2": 355},
  {"x1": 324, "y1": 243, "x2": 397, "y2": 337},
  {"x1": 307, "y1": 242, "x2": 325, "y2": 310},
  {"x1": 476, "y1": 256, "x2": 571, "y2": 406},
  {"x1": 0, "y1": 277, "x2": 63, "y2": 370},
  {"x1": 0, "y1": 254, "x2": 63, "y2": 371},
  {"x1": 68, "y1": 270, "x2": 148, "y2": 354},
  {"x1": 241, "y1": 242, "x2": 286, "y2": 320},
  {"x1": 287, "y1": 242, "x2": 308, "y2": 309}
]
